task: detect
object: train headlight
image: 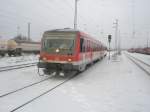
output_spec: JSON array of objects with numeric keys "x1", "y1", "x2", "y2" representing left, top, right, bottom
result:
[
  {"x1": 43, "y1": 57, "x2": 47, "y2": 61},
  {"x1": 56, "y1": 48, "x2": 60, "y2": 53},
  {"x1": 68, "y1": 58, "x2": 72, "y2": 62}
]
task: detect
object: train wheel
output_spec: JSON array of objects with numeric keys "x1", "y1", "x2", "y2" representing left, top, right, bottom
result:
[
  {"x1": 42, "y1": 68, "x2": 56, "y2": 76},
  {"x1": 8, "y1": 53, "x2": 11, "y2": 57},
  {"x1": 37, "y1": 67, "x2": 45, "y2": 76},
  {"x1": 78, "y1": 64, "x2": 86, "y2": 72},
  {"x1": 1, "y1": 53, "x2": 5, "y2": 57}
]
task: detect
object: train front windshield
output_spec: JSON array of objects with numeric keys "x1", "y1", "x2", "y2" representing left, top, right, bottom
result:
[{"x1": 42, "y1": 34, "x2": 76, "y2": 55}]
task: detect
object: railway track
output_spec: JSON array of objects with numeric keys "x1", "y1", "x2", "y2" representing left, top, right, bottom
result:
[
  {"x1": 125, "y1": 53, "x2": 150, "y2": 75},
  {"x1": 0, "y1": 76, "x2": 52, "y2": 98},
  {"x1": 0, "y1": 62, "x2": 37, "y2": 72},
  {"x1": 10, "y1": 72, "x2": 77, "y2": 112}
]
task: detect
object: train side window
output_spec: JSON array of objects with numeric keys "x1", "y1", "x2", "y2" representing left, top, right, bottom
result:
[
  {"x1": 80, "y1": 38, "x2": 84, "y2": 52},
  {"x1": 83, "y1": 39, "x2": 87, "y2": 52},
  {"x1": 87, "y1": 40, "x2": 89, "y2": 52},
  {"x1": 90, "y1": 41, "x2": 93, "y2": 51},
  {"x1": 85, "y1": 40, "x2": 88, "y2": 52},
  {"x1": 96, "y1": 44, "x2": 97, "y2": 51},
  {"x1": 93, "y1": 43, "x2": 95, "y2": 51}
]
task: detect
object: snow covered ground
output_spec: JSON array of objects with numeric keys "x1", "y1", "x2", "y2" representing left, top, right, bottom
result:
[
  {"x1": 0, "y1": 54, "x2": 39, "y2": 67},
  {"x1": 127, "y1": 52, "x2": 150, "y2": 65},
  {"x1": 0, "y1": 52, "x2": 150, "y2": 112}
]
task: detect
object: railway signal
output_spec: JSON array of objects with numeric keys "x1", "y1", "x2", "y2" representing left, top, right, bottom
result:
[
  {"x1": 108, "y1": 35, "x2": 112, "y2": 43},
  {"x1": 108, "y1": 35, "x2": 112, "y2": 60}
]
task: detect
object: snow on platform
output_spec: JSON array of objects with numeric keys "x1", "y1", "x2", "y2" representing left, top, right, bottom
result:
[{"x1": 0, "y1": 52, "x2": 150, "y2": 112}]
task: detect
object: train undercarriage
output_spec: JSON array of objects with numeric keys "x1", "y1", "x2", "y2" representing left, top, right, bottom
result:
[
  {"x1": 7, "y1": 48, "x2": 22, "y2": 56},
  {"x1": 0, "y1": 51, "x2": 6, "y2": 57},
  {"x1": 37, "y1": 61, "x2": 87, "y2": 76}
]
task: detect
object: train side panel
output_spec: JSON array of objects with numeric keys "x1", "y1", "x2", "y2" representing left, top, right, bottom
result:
[
  {"x1": 76, "y1": 32, "x2": 107, "y2": 71},
  {"x1": 18, "y1": 42, "x2": 40, "y2": 53},
  {"x1": 7, "y1": 40, "x2": 40, "y2": 56}
]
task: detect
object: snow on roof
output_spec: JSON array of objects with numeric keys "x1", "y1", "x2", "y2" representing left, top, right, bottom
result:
[
  {"x1": 14, "y1": 40, "x2": 40, "y2": 44},
  {"x1": 44, "y1": 28, "x2": 107, "y2": 47},
  {"x1": 45, "y1": 28, "x2": 79, "y2": 33}
]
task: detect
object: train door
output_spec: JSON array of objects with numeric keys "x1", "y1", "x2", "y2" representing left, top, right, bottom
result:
[
  {"x1": 90, "y1": 41, "x2": 93, "y2": 62},
  {"x1": 79, "y1": 37, "x2": 86, "y2": 71}
]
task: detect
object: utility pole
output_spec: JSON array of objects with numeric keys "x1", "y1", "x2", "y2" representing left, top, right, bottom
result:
[
  {"x1": 113, "y1": 19, "x2": 119, "y2": 53},
  {"x1": 28, "y1": 22, "x2": 31, "y2": 41},
  {"x1": 118, "y1": 30, "x2": 121, "y2": 55},
  {"x1": 17, "y1": 26, "x2": 20, "y2": 36},
  {"x1": 147, "y1": 31, "x2": 149, "y2": 48},
  {"x1": 74, "y1": 0, "x2": 78, "y2": 29},
  {"x1": 132, "y1": 0, "x2": 135, "y2": 38}
]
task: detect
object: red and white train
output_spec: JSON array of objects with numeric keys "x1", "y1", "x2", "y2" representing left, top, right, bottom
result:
[{"x1": 38, "y1": 28, "x2": 107, "y2": 75}]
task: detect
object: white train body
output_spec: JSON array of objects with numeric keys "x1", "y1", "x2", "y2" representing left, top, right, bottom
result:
[
  {"x1": 17, "y1": 42, "x2": 41, "y2": 52},
  {"x1": 0, "y1": 38, "x2": 40, "y2": 56},
  {"x1": 7, "y1": 40, "x2": 40, "y2": 56}
]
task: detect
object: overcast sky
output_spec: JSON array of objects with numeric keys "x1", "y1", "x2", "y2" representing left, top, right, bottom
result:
[{"x1": 0, "y1": 0, "x2": 150, "y2": 48}]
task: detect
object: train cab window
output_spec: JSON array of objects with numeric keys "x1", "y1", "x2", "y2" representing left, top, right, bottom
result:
[{"x1": 42, "y1": 40, "x2": 46, "y2": 50}]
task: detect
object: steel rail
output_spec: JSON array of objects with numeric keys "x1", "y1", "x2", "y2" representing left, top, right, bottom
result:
[
  {"x1": 0, "y1": 62, "x2": 37, "y2": 72},
  {"x1": 126, "y1": 53, "x2": 150, "y2": 67},
  {"x1": 0, "y1": 76, "x2": 52, "y2": 98},
  {"x1": 10, "y1": 72, "x2": 77, "y2": 112},
  {"x1": 125, "y1": 53, "x2": 150, "y2": 75}
]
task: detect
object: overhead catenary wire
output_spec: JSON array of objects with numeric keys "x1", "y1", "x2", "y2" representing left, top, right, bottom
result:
[
  {"x1": 0, "y1": 0, "x2": 71, "y2": 27},
  {"x1": 57, "y1": 0, "x2": 106, "y2": 38},
  {"x1": 0, "y1": 0, "x2": 109, "y2": 39},
  {"x1": 0, "y1": 0, "x2": 97, "y2": 30}
]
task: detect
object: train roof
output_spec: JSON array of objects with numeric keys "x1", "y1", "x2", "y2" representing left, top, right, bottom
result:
[
  {"x1": 44, "y1": 28, "x2": 107, "y2": 47},
  {"x1": 44, "y1": 28, "x2": 92, "y2": 39},
  {"x1": 14, "y1": 40, "x2": 40, "y2": 44},
  {"x1": 44, "y1": 28, "x2": 79, "y2": 33}
]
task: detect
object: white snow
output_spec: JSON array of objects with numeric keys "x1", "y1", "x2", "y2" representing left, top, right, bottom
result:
[
  {"x1": 126, "y1": 52, "x2": 150, "y2": 73},
  {"x1": 0, "y1": 67, "x2": 47, "y2": 95},
  {"x1": 0, "y1": 52, "x2": 150, "y2": 112},
  {"x1": 127, "y1": 52, "x2": 150, "y2": 65},
  {"x1": 0, "y1": 54, "x2": 39, "y2": 67}
]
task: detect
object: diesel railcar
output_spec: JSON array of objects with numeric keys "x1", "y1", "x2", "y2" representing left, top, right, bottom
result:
[{"x1": 38, "y1": 28, "x2": 107, "y2": 75}]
